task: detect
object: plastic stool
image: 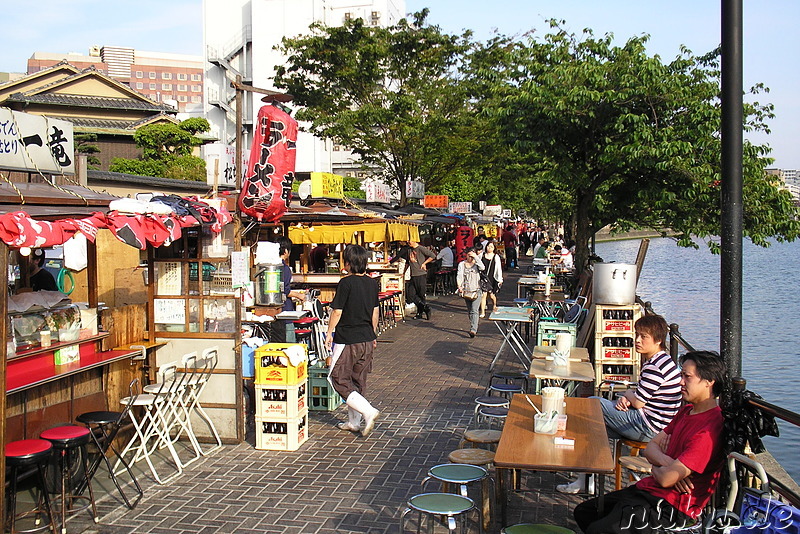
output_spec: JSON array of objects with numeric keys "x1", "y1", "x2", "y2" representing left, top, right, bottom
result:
[
  {"x1": 6, "y1": 439, "x2": 56, "y2": 534},
  {"x1": 40, "y1": 425, "x2": 99, "y2": 533},
  {"x1": 501, "y1": 524, "x2": 575, "y2": 534},
  {"x1": 423, "y1": 464, "x2": 493, "y2": 532},
  {"x1": 400, "y1": 492, "x2": 476, "y2": 533}
]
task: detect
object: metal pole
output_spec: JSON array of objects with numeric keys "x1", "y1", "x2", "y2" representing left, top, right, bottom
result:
[
  {"x1": 235, "y1": 74, "x2": 243, "y2": 192},
  {"x1": 720, "y1": 0, "x2": 743, "y2": 378}
]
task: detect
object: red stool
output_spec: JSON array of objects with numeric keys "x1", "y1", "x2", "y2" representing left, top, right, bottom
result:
[
  {"x1": 6, "y1": 439, "x2": 56, "y2": 534},
  {"x1": 40, "y1": 425, "x2": 99, "y2": 533},
  {"x1": 293, "y1": 316, "x2": 320, "y2": 356}
]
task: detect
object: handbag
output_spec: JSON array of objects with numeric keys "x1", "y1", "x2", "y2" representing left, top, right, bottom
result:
[
  {"x1": 463, "y1": 290, "x2": 479, "y2": 300},
  {"x1": 479, "y1": 271, "x2": 492, "y2": 292}
]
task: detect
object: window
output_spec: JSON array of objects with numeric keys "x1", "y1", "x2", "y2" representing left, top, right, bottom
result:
[
  {"x1": 163, "y1": 83, "x2": 172, "y2": 90},
  {"x1": 149, "y1": 83, "x2": 156, "y2": 90},
  {"x1": 135, "y1": 71, "x2": 143, "y2": 78},
  {"x1": 135, "y1": 82, "x2": 144, "y2": 89},
  {"x1": 178, "y1": 95, "x2": 188, "y2": 102},
  {"x1": 191, "y1": 74, "x2": 201, "y2": 81},
  {"x1": 177, "y1": 73, "x2": 187, "y2": 81},
  {"x1": 148, "y1": 72, "x2": 156, "y2": 79},
  {"x1": 190, "y1": 85, "x2": 201, "y2": 92},
  {"x1": 162, "y1": 72, "x2": 172, "y2": 80},
  {"x1": 178, "y1": 84, "x2": 187, "y2": 92},
  {"x1": 191, "y1": 96, "x2": 202, "y2": 103}
]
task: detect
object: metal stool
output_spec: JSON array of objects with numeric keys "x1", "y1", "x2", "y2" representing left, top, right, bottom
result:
[
  {"x1": 476, "y1": 406, "x2": 509, "y2": 429},
  {"x1": 400, "y1": 492, "x2": 476, "y2": 533},
  {"x1": 75, "y1": 379, "x2": 143, "y2": 509},
  {"x1": 487, "y1": 383, "x2": 524, "y2": 400},
  {"x1": 501, "y1": 524, "x2": 575, "y2": 534},
  {"x1": 39, "y1": 425, "x2": 99, "y2": 533},
  {"x1": 614, "y1": 439, "x2": 648, "y2": 489},
  {"x1": 473, "y1": 396, "x2": 509, "y2": 427},
  {"x1": 460, "y1": 429, "x2": 502, "y2": 451},
  {"x1": 5, "y1": 439, "x2": 56, "y2": 534},
  {"x1": 491, "y1": 371, "x2": 530, "y2": 392},
  {"x1": 423, "y1": 464, "x2": 492, "y2": 532},
  {"x1": 447, "y1": 448, "x2": 495, "y2": 468}
]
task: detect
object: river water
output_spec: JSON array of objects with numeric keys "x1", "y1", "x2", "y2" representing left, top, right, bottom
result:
[{"x1": 596, "y1": 237, "x2": 800, "y2": 482}]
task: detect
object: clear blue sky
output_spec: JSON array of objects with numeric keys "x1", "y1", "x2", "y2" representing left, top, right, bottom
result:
[{"x1": 1, "y1": 0, "x2": 797, "y2": 169}]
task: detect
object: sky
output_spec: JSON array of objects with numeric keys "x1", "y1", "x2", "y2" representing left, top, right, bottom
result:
[{"x1": 1, "y1": 0, "x2": 797, "y2": 169}]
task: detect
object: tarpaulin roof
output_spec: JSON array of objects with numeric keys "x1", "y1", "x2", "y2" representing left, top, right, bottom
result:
[{"x1": 288, "y1": 220, "x2": 420, "y2": 245}]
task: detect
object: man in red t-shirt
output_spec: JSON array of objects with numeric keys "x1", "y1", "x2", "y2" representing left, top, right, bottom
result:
[{"x1": 574, "y1": 351, "x2": 727, "y2": 534}]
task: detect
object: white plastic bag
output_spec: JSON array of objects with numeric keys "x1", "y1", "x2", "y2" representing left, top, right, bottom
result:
[{"x1": 63, "y1": 232, "x2": 88, "y2": 271}]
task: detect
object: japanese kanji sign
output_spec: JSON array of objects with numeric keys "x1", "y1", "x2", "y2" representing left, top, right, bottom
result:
[{"x1": 0, "y1": 109, "x2": 75, "y2": 174}]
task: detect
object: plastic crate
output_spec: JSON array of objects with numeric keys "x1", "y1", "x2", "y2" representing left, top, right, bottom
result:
[
  {"x1": 594, "y1": 333, "x2": 636, "y2": 361},
  {"x1": 536, "y1": 322, "x2": 577, "y2": 347},
  {"x1": 255, "y1": 411, "x2": 309, "y2": 451},
  {"x1": 255, "y1": 343, "x2": 308, "y2": 385},
  {"x1": 595, "y1": 304, "x2": 643, "y2": 334},
  {"x1": 309, "y1": 374, "x2": 344, "y2": 411},
  {"x1": 255, "y1": 383, "x2": 307, "y2": 419}
]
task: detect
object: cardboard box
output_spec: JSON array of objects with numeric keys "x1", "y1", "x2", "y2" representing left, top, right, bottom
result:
[
  {"x1": 255, "y1": 412, "x2": 309, "y2": 451},
  {"x1": 54, "y1": 344, "x2": 80, "y2": 365}
]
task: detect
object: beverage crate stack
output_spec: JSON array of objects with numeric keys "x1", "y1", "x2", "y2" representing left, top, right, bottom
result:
[
  {"x1": 254, "y1": 343, "x2": 310, "y2": 451},
  {"x1": 594, "y1": 304, "x2": 644, "y2": 390},
  {"x1": 537, "y1": 321, "x2": 578, "y2": 347},
  {"x1": 308, "y1": 361, "x2": 344, "y2": 411}
]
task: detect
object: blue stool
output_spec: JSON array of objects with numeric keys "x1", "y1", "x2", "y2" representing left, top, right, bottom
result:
[{"x1": 400, "y1": 492, "x2": 477, "y2": 533}]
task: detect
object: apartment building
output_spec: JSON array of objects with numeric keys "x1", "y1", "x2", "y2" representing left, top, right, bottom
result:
[{"x1": 27, "y1": 46, "x2": 204, "y2": 113}]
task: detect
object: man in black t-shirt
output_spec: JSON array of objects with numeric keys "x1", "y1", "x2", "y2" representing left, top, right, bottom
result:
[
  {"x1": 29, "y1": 251, "x2": 58, "y2": 292},
  {"x1": 325, "y1": 244, "x2": 381, "y2": 437}
]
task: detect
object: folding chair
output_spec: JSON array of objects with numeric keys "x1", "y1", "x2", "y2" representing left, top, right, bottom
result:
[{"x1": 184, "y1": 347, "x2": 223, "y2": 455}]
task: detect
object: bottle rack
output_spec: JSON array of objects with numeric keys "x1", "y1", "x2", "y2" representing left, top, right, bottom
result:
[{"x1": 594, "y1": 304, "x2": 643, "y2": 389}]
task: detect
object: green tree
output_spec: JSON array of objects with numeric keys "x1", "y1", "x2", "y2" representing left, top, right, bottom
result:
[
  {"x1": 480, "y1": 22, "x2": 799, "y2": 269},
  {"x1": 110, "y1": 118, "x2": 210, "y2": 181},
  {"x1": 74, "y1": 133, "x2": 101, "y2": 169},
  {"x1": 274, "y1": 10, "x2": 474, "y2": 205}
]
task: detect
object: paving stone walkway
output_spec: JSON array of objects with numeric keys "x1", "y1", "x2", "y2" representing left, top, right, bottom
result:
[{"x1": 74, "y1": 258, "x2": 589, "y2": 534}]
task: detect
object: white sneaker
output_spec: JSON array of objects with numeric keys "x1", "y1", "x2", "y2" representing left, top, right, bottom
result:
[
  {"x1": 337, "y1": 422, "x2": 360, "y2": 432},
  {"x1": 556, "y1": 476, "x2": 591, "y2": 494},
  {"x1": 479, "y1": 312, "x2": 485, "y2": 318}
]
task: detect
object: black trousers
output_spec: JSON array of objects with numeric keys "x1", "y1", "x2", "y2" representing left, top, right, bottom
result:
[
  {"x1": 574, "y1": 486, "x2": 691, "y2": 534},
  {"x1": 406, "y1": 275, "x2": 428, "y2": 312}
]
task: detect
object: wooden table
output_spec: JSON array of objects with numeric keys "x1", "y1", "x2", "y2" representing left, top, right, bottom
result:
[
  {"x1": 533, "y1": 345, "x2": 590, "y2": 362},
  {"x1": 529, "y1": 359, "x2": 595, "y2": 396},
  {"x1": 494, "y1": 395, "x2": 614, "y2": 526}
]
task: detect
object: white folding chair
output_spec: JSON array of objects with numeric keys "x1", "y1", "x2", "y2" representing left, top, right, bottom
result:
[
  {"x1": 114, "y1": 363, "x2": 183, "y2": 484},
  {"x1": 184, "y1": 347, "x2": 223, "y2": 455}
]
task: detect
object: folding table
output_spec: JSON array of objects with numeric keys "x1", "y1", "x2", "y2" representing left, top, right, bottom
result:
[{"x1": 488, "y1": 306, "x2": 535, "y2": 370}]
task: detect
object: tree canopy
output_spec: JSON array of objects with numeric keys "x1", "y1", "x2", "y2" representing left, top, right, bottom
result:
[
  {"x1": 273, "y1": 10, "x2": 476, "y2": 204},
  {"x1": 110, "y1": 118, "x2": 210, "y2": 182}
]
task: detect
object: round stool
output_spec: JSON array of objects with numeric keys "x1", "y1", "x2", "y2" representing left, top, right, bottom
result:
[
  {"x1": 461, "y1": 429, "x2": 502, "y2": 450},
  {"x1": 6, "y1": 439, "x2": 56, "y2": 534},
  {"x1": 423, "y1": 464, "x2": 493, "y2": 532},
  {"x1": 614, "y1": 438, "x2": 648, "y2": 489},
  {"x1": 618, "y1": 456, "x2": 652, "y2": 486},
  {"x1": 473, "y1": 396, "x2": 509, "y2": 427},
  {"x1": 476, "y1": 406, "x2": 509, "y2": 429},
  {"x1": 502, "y1": 524, "x2": 575, "y2": 534},
  {"x1": 40, "y1": 425, "x2": 99, "y2": 533},
  {"x1": 488, "y1": 383, "x2": 524, "y2": 399},
  {"x1": 491, "y1": 370, "x2": 530, "y2": 392},
  {"x1": 400, "y1": 493, "x2": 476, "y2": 533},
  {"x1": 448, "y1": 448, "x2": 495, "y2": 467}
]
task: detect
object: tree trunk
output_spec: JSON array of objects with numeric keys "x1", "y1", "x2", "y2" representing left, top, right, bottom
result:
[{"x1": 573, "y1": 191, "x2": 593, "y2": 273}]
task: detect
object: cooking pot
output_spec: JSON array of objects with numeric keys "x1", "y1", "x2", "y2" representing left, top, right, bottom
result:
[
  {"x1": 254, "y1": 263, "x2": 285, "y2": 306},
  {"x1": 593, "y1": 262, "x2": 637, "y2": 305}
]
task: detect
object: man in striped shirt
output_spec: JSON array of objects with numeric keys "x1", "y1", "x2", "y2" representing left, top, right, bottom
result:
[{"x1": 558, "y1": 314, "x2": 682, "y2": 494}]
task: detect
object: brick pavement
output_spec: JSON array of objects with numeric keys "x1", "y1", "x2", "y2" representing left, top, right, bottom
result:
[{"x1": 74, "y1": 258, "x2": 588, "y2": 534}]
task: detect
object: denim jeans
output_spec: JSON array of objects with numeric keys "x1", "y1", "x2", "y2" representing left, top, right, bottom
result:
[
  {"x1": 595, "y1": 396, "x2": 655, "y2": 442},
  {"x1": 464, "y1": 293, "x2": 481, "y2": 333}
]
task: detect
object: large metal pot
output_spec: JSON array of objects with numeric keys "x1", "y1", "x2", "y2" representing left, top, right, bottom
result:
[
  {"x1": 593, "y1": 262, "x2": 637, "y2": 305},
  {"x1": 254, "y1": 263, "x2": 285, "y2": 306}
]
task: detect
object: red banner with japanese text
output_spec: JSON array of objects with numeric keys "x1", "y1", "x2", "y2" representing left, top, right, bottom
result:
[{"x1": 238, "y1": 104, "x2": 298, "y2": 222}]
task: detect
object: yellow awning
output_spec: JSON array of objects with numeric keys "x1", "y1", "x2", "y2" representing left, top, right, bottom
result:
[{"x1": 288, "y1": 221, "x2": 420, "y2": 244}]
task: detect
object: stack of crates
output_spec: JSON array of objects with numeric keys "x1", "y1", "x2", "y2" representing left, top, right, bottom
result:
[
  {"x1": 308, "y1": 361, "x2": 344, "y2": 411},
  {"x1": 254, "y1": 343, "x2": 309, "y2": 451},
  {"x1": 594, "y1": 304, "x2": 644, "y2": 389},
  {"x1": 537, "y1": 321, "x2": 578, "y2": 347}
]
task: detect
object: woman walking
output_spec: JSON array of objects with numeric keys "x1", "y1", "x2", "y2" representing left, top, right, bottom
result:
[
  {"x1": 457, "y1": 246, "x2": 485, "y2": 338},
  {"x1": 325, "y1": 244, "x2": 381, "y2": 437},
  {"x1": 479, "y1": 240, "x2": 503, "y2": 318}
]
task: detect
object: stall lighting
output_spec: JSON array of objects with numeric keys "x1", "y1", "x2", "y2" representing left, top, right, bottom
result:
[{"x1": 19, "y1": 247, "x2": 31, "y2": 257}]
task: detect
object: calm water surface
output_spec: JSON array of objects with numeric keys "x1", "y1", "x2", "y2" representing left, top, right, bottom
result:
[{"x1": 596, "y1": 238, "x2": 799, "y2": 481}]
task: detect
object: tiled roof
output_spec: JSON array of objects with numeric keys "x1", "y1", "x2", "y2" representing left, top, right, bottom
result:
[{"x1": 4, "y1": 92, "x2": 175, "y2": 112}]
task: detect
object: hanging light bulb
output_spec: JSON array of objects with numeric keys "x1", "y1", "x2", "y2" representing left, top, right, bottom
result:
[{"x1": 19, "y1": 247, "x2": 31, "y2": 257}]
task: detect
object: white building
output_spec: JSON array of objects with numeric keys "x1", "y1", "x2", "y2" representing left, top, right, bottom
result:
[{"x1": 202, "y1": 0, "x2": 405, "y2": 179}]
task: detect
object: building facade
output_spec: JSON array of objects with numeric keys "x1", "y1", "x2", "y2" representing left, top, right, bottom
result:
[
  {"x1": 203, "y1": 0, "x2": 405, "y2": 178},
  {"x1": 27, "y1": 47, "x2": 204, "y2": 114}
]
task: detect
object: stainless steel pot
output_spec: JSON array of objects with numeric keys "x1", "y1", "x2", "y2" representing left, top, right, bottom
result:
[{"x1": 593, "y1": 262, "x2": 637, "y2": 305}]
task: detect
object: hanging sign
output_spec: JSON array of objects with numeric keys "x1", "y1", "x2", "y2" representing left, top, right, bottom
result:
[
  {"x1": 0, "y1": 109, "x2": 75, "y2": 174},
  {"x1": 424, "y1": 195, "x2": 448, "y2": 208},
  {"x1": 204, "y1": 143, "x2": 236, "y2": 186},
  {"x1": 238, "y1": 104, "x2": 298, "y2": 222},
  {"x1": 501, "y1": 209, "x2": 512, "y2": 218},
  {"x1": 484, "y1": 205, "x2": 502, "y2": 217},
  {"x1": 405, "y1": 180, "x2": 425, "y2": 199},
  {"x1": 310, "y1": 172, "x2": 344, "y2": 199},
  {"x1": 449, "y1": 201, "x2": 473, "y2": 214},
  {"x1": 366, "y1": 182, "x2": 391, "y2": 203}
]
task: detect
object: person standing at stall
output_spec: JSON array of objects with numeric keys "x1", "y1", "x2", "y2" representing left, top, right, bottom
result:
[
  {"x1": 325, "y1": 244, "x2": 381, "y2": 437},
  {"x1": 406, "y1": 240, "x2": 436, "y2": 320},
  {"x1": 28, "y1": 250, "x2": 58, "y2": 292},
  {"x1": 273, "y1": 236, "x2": 306, "y2": 343},
  {"x1": 457, "y1": 246, "x2": 485, "y2": 338},
  {"x1": 478, "y1": 241, "x2": 503, "y2": 318}
]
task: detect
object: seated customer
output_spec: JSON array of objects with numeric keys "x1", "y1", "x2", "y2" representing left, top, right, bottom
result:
[
  {"x1": 574, "y1": 350, "x2": 727, "y2": 534},
  {"x1": 558, "y1": 315, "x2": 682, "y2": 493}
]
